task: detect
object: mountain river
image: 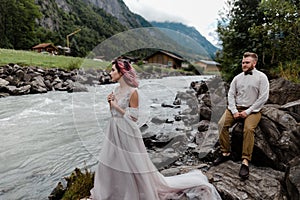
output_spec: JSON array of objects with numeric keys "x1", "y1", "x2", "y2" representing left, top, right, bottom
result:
[{"x1": 0, "y1": 75, "x2": 213, "y2": 200}]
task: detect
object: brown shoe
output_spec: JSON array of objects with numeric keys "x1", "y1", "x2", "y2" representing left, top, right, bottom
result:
[
  {"x1": 213, "y1": 154, "x2": 231, "y2": 166},
  {"x1": 239, "y1": 163, "x2": 249, "y2": 179}
]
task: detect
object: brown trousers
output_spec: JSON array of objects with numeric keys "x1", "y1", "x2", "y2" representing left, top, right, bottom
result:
[{"x1": 218, "y1": 108, "x2": 261, "y2": 161}]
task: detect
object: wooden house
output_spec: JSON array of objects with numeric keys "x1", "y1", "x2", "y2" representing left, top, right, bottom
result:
[
  {"x1": 32, "y1": 43, "x2": 58, "y2": 55},
  {"x1": 194, "y1": 60, "x2": 220, "y2": 73},
  {"x1": 144, "y1": 50, "x2": 184, "y2": 69}
]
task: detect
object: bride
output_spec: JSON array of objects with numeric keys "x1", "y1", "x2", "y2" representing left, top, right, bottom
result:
[{"x1": 90, "y1": 59, "x2": 221, "y2": 200}]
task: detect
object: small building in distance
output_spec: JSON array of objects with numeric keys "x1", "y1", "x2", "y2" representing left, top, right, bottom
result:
[
  {"x1": 32, "y1": 43, "x2": 58, "y2": 55},
  {"x1": 144, "y1": 50, "x2": 184, "y2": 69},
  {"x1": 194, "y1": 60, "x2": 220, "y2": 73}
]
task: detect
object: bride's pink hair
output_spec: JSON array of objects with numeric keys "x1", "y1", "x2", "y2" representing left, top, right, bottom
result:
[{"x1": 113, "y1": 59, "x2": 139, "y2": 88}]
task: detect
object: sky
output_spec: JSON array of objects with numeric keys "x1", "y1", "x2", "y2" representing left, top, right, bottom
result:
[{"x1": 122, "y1": 0, "x2": 227, "y2": 47}]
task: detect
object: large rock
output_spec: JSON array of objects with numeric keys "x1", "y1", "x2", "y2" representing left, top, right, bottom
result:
[
  {"x1": 0, "y1": 64, "x2": 94, "y2": 97},
  {"x1": 229, "y1": 106, "x2": 300, "y2": 171},
  {"x1": 0, "y1": 78, "x2": 9, "y2": 87},
  {"x1": 30, "y1": 75, "x2": 47, "y2": 93},
  {"x1": 150, "y1": 134, "x2": 189, "y2": 170},
  {"x1": 5, "y1": 85, "x2": 31, "y2": 95},
  {"x1": 280, "y1": 99, "x2": 300, "y2": 122},
  {"x1": 268, "y1": 78, "x2": 300, "y2": 105},
  {"x1": 190, "y1": 76, "x2": 300, "y2": 199},
  {"x1": 286, "y1": 156, "x2": 300, "y2": 200},
  {"x1": 194, "y1": 128, "x2": 219, "y2": 159},
  {"x1": 207, "y1": 161, "x2": 286, "y2": 200},
  {"x1": 67, "y1": 81, "x2": 88, "y2": 93}
]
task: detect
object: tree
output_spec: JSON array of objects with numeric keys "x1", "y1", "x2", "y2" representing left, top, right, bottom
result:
[
  {"x1": 217, "y1": 0, "x2": 300, "y2": 81},
  {"x1": 0, "y1": 0, "x2": 15, "y2": 48},
  {"x1": 0, "y1": 0, "x2": 41, "y2": 49},
  {"x1": 216, "y1": 0, "x2": 265, "y2": 81},
  {"x1": 249, "y1": 0, "x2": 300, "y2": 65}
]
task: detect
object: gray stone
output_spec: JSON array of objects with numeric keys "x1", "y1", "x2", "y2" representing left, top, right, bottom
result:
[
  {"x1": 286, "y1": 157, "x2": 300, "y2": 200},
  {"x1": 0, "y1": 78, "x2": 9, "y2": 87},
  {"x1": 207, "y1": 161, "x2": 286, "y2": 200}
]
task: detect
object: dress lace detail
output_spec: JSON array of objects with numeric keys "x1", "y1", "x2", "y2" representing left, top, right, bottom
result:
[
  {"x1": 90, "y1": 86, "x2": 221, "y2": 200},
  {"x1": 110, "y1": 86, "x2": 133, "y2": 118}
]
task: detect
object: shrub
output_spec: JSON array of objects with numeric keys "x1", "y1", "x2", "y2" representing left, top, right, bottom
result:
[
  {"x1": 62, "y1": 168, "x2": 94, "y2": 200},
  {"x1": 274, "y1": 60, "x2": 300, "y2": 83}
]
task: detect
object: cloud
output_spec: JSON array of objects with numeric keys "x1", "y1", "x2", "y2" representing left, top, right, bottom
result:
[{"x1": 123, "y1": 0, "x2": 226, "y2": 46}]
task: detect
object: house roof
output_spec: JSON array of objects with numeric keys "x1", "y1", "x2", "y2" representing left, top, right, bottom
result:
[
  {"x1": 196, "y1": 60, "x2": 220, "y2": 65},
  {"x1": 145, "y1": 50, "x2": 184, "y2": 61},
  {"x1": 32, "y1": 43, "x2": 57, "y2": 50}
]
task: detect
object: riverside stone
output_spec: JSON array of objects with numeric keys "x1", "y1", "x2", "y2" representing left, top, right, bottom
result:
[
  {"x1": 0, "y1": 78, "x2": 9, "y2": 86},
  {"x1": 207, "y1": 161, "x2": 286, "y2": 200},
  {"x1": 189, "y1": 76, "x2": 300, "y2": 199},
  {"x1": 268, "y1": 78, "x2": 300, "y2": 105},
  {"x1": 286, "y1": 156, "x2": 300, "y2": 200},
  {"x1": 0, "y1": 64, "x2": 92, "y2": 97}
]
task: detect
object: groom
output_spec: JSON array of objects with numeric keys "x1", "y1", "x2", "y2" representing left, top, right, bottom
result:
[{"x1": 213, "y1": 52, "x2": 269, "y2": 179}]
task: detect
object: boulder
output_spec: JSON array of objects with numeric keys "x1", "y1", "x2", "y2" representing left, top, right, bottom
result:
[
  {"x1": 0, "y1": 78, "x2": 9, "y2": 87},
  {"x1": 5, "y1": 85, "x2": 31, "y2": 95},
  {"x1": 151, "y1": 134, "x2": 189, "y2": 170},
  {"x1": 280, "y1": 99, "x2": 300, "y2": 122},
  {"x1": 268, "y1": 78, "x2": 300, "y2": 105},
  {"x1": 30, "y1": 75, "x2": 47, "y2": 93},
  {"x1": 285, "y1": 156, "x2": 300, "y2": 200},
  {"x1": 207, "y1": 161, "x2": 286, "y2": 200},
  {"x1": 67, "y1": 81, "x2": 88, "y2": 93}
]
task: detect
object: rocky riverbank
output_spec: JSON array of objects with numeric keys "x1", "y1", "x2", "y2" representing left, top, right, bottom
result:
[
  {"x1": 48, "y1": 75, "x2": 300, "y2": 200},
  {"x1": 192, "y1": 77, "x2": 300, "y2": 200},
  {"x1": 0, "y1": 64, "x2": 192, "y2": 98}
]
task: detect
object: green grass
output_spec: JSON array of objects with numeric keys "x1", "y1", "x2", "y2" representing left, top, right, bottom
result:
[
  {"x1": 276, "y1": 61, "x2": 300, "y2": 83},
  {"x1": 0, "y1": 49, "x2": 197, "y2": 75},
  {"x1": 0, "y1": 48, "x2": 110, "y2": 70}
]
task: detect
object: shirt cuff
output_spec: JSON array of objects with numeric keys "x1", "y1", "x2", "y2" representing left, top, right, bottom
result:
[
  {"x1": 245, "y1": 109, "x2": 252, "y2": 115},
  {"x1": 229, "y1": 107, "x2": 238, "y2": 115}
]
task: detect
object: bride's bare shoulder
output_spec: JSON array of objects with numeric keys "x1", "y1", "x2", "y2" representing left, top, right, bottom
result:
[{"x1": 129, "y1": 89, "x2": 138, "y2": 108}]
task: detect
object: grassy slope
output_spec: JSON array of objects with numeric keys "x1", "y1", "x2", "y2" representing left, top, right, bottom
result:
[
  {"x1": 0, "y1": 49, "x2": 110, "y2": 70},
  {"x1": 0, "y1": 48, "x2": 194, "y2": 75}
]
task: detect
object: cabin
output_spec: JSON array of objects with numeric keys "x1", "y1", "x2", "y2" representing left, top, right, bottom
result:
[
  {"x1": 144, "y1": 50, "x2": 184, "y2": 69},
  {"x1": 194, "y1": 60, "x2": 220, "y2": 73},
  {"x1": 32, "y1": 43, "x2": 58, "y2": 55}
]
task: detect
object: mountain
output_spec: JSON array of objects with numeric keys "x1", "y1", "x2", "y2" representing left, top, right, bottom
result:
[
  {"x1": 0, "y1": 0, "x2": 151, "y2": 57},
  {"x1": 0, "y1": 0, "x2": 216, "y2": 60},
  {"x1": 36, "y1": 0, "x2": 151, "y2": 31},
  {"x1": 35, "y1": 0, "x2": 153, "y2": 57},
  {"x1": 82, "y1": 0, "x2": 152, "y2": 28},
  {"x1": 150, "y1": 21, "x2": 218, "y2": 59}
]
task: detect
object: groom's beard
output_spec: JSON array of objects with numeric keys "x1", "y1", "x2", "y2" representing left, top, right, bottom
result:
[{"x1": 246, "y1": 65, "x2": 254, "y2": 72}]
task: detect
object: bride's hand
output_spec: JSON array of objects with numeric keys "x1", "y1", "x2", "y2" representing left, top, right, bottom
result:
[
  {"x1": 109, "y1": 99, "x2": 118, "y2": 108},
  {"x1": 107, "y1": 92, "x2": 114, "y2": 103},
  {"x1": 107, "y1": 93, "x2": 118, "y2": 108}
]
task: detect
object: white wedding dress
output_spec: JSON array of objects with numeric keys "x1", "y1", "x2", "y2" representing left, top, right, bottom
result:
[{"x1": 90, "y1": 86, "x2": 221, "y2": 200}]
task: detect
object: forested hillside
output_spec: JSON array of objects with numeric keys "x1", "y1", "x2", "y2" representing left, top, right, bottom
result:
[
  {"x1": 151, "y1": 22, "x2": 218, "y2": 59},
  {"x1": 82, "y1": 0, "x2": 152, "y2": 28},
  {"x1": 0, "y1": 0, "x2": 219, "y2": 61},
  {"x1": 0, "y1": 0, "x2": 150, "y2": 57}
]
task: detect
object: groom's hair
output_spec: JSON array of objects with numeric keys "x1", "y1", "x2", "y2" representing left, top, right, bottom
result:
[{"x1": 243, "y1": 52, "x2": 258, "y2": 62}]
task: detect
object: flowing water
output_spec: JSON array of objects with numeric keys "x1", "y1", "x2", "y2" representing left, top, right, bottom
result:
[{"x1": 0, "y1": 76, "x2": 213, "y2": 200}]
